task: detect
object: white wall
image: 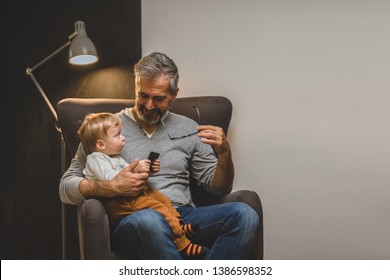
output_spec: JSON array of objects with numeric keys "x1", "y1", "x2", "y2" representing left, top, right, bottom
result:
[{"x1": 142, "y1": 0, "x2": 390, "y2": 259}]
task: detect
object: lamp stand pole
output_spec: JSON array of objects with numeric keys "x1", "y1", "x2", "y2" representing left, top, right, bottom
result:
[
  {"x1": 26, "y1": 21, "x2": 98, "y2": 259},
  {"x1": 26, "y1": 34, "x2": 77, "y2": 260},
  {"x1": 61, "y1": 135, "x2": 67, "y2": 260}
]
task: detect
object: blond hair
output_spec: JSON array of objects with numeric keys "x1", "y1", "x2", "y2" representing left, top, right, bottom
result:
[{"x1": 77, "y1": 112, "x2": 122, "y2": 154}]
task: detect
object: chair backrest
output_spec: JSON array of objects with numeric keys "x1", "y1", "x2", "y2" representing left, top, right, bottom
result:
[{"x1": 57, "y1": 96, "x2": 232, "y2": 157}]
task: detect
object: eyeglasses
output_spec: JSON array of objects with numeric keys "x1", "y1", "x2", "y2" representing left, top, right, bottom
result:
[{"x1": 161, "y1": 105, "x2": 201, "y2": 140}]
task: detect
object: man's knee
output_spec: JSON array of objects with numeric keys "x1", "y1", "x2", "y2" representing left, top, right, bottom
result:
[
  {"x1": 111, "y1": 209, "x2": 180, "y2": 258},
  {"x1": 230, "y1": 202, "x2": 259, "y2": 229},
  {"x1": 116, "y1": 209, "x2": 169, "y2": 234}
]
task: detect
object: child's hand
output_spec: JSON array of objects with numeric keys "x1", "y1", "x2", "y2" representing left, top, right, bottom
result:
[
  {"x1": 135, "y1": 159, "x2": 151, "y2": 174},
  {"x1": 150, "y1": 159, "x2": 160, "y2": 175}
]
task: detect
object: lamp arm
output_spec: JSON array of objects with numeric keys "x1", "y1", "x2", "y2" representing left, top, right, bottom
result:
[
  {"x1": 26, "y1": 32, "x2": 77, "y2": 73},
  {"x1": 25, "y1": 31, "x2": 78, "y2": 131}
]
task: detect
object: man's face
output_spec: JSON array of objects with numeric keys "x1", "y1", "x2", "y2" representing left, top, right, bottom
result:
[{"x1": 134, "y1": 76, "x2": 178, "y2": 125}]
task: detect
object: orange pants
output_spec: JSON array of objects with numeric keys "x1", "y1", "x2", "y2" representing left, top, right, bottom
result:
[{"x1": 104, "y1": 187, "x2": 190, "y2": 251}]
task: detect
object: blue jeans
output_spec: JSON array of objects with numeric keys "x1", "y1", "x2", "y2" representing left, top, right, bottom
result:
[{"x1": 111, "y1": 202, "x2": 259, "y2": 259}]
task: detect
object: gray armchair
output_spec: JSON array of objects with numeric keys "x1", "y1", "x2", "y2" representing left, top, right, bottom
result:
[{"x1": 57, "y1": 96, "x2": 263, "y2": 259}]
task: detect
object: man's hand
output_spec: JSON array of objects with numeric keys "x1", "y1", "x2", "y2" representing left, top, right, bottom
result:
[
  {"x1": 197, "y1": 125, "x2": 230, "y2": 155},
  {"x1": 196, "y1": 125, "x2": 234, "y2": 195},
  {"x1": 79, "y1": 159, "x2": 150, "y2": 199},
  {"x1": 110, "y1": 159, "x2": 149, "y2": 197}
]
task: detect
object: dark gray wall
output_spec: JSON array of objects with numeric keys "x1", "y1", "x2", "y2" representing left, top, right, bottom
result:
[{"x1": 1, "y1": 0, "x2": 141, "y2": 259}]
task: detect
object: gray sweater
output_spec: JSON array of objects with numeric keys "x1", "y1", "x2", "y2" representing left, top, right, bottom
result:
[{"x1": 59, "y1": 109, "x2": 218, "y2": 206}]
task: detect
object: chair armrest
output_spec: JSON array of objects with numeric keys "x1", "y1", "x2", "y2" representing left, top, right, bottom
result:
[
  {"x1": 217, "y1": 190, "x2": 264, "y2": 260},
  {"x1": 77, "y1": 199, "x2": 111, "y2": 259},
  {"x1": 218, "y1": 190, "x2": 263, "y2": 217}
]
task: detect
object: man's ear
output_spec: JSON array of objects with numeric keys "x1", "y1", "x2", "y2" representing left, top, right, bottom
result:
[
  {"x1": 171, "y1": 87, "x2": 179, "y2": 101},
  {"x1": 96, "y1": 140, "x2": 105, "y2": 151}
]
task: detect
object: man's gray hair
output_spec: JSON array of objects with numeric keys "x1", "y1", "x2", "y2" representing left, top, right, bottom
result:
[{"x1": 134, "y1": 52, "x2": 179, "y2": 95}]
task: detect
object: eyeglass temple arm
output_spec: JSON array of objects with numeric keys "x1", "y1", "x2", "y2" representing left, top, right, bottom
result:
[{"x1": 192, "y1": 105, "x2": 201, "y2": 125}]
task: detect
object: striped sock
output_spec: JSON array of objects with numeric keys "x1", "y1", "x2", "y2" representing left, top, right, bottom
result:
[
  {"x1": 180, "y1": 243, "x2": 208, "y2": 259},
  {"x1": 181, "y1": 223, "x2": 200, "y2": 239}
]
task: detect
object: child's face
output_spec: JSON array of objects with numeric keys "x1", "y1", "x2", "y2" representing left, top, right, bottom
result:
[{"x1": 100, "y1": 125, "x2": 125, "y2": 156}]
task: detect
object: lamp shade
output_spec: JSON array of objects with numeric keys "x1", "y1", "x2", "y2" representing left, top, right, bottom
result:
[{"x1": 69, "y1": 21, "x2": 98, "y2": 65}]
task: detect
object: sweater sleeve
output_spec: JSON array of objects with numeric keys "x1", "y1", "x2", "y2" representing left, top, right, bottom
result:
[
  {"x1": 190, "y1": 140, "x2": 219, "y2": 194},
  {"x1": 59, "y1": 144, "x2": 87, "y2": 205}
]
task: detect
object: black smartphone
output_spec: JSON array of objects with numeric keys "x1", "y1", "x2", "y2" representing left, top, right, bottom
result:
[{"x1": 147, "y1": 152, "x2": 160, "y2": 171}]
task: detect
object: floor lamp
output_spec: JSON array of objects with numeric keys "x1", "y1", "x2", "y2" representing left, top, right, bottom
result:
[{"x1": 25, "y1": 20, "x2": 99, "y2": 259}]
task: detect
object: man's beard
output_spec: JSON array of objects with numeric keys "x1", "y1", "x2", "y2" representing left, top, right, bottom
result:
[{"x1": 134, "y1": 104, "x2": 163, "y2": 125}]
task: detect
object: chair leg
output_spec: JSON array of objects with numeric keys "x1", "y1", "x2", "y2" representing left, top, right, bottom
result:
[{"x1": 77, "y1": 204, "x2": 86, "y2": 260}]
